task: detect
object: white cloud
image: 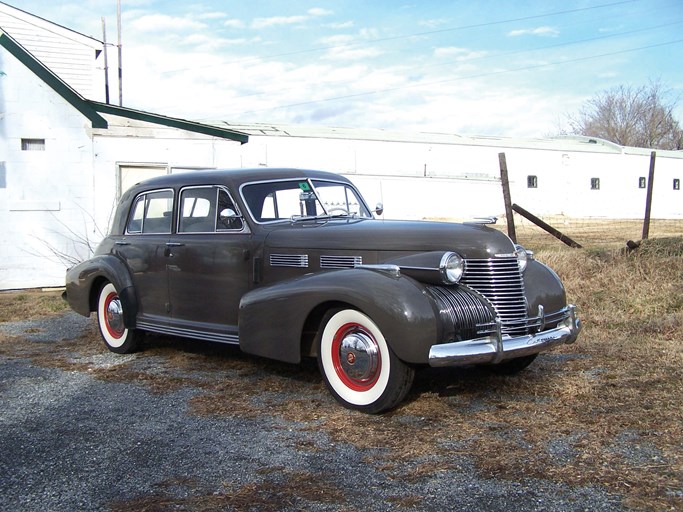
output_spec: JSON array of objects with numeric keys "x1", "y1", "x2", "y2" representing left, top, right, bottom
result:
[
  {"x1": 507, "y1": 26, "x2": 559, "y2": 37},
  {"x1": 197, "y1": 12, "x2": 227, "y2": 21},
  {"x1": 128, "y1": 13, "x2": 206, "y2": 32},
  {"x1": 251, "y1": 15, "x2": 309, "y2": 29},
  {"x1": 224, "y1": 18, "x2": 246, "y2": 29},
  {"x1": 325, "y1": 21, "x2": 354, "y2": 29},
  {"x1": 308, "y1": 8, "x2": 333, "y2": 17},
  {"x1": 433, "y1": 47, "x2": 487, "y2": 60}
]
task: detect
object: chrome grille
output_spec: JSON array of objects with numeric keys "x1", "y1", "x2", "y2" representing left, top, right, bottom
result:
[{"x1": 462, "y1": 257, "x2": 528, "y2": 335}]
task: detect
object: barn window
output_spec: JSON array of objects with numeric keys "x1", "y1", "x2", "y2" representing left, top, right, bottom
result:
[
  {"x1": 591, "y1": 178, "x2": 600, "y2": 190},
  {"x1": 21, "y1": 138, "x2": 46, "y2": 151},
  {"x1": 527, "y1": 175, "x2": 538, "y2": 188},
  {"x1": 674, "y1": 179, "x2": 680, "y2": 191},
  {"x1": 638, "y1": 177, "x2": 646, "y2": 189}
]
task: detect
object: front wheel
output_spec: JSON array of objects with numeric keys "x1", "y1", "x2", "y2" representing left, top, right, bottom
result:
[
  {"x1": 485, "y1": 354, "x2": 538, "y2": 375},
  {"x1": 317, "y1": 309, "x2": 414, "y2": 414},
  {"x1": 97, "y1": 282, "x2": 141, "y2": 354}
]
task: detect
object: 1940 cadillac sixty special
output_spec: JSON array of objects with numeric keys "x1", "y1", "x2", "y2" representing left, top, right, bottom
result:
[{"x1": 65, "y1": 168, "x2": 581, "y2": 413}]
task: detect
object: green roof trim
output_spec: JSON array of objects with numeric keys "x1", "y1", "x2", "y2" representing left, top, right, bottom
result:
[
  {"x1": 0, "y1": 29, "x2": 248, "y2": 144},
  {"x1": 91, "y1": 102, "x2": 249, "y2": 144},
  {"x1": 0, "y1": 30, "x2": 108, "y2": 129}
]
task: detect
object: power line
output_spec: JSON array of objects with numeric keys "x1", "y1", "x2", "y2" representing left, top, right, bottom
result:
[
  {"x1": 193, "y1": 18, "x2": 683, "y2": 111},
  {"x1": 160, "y1": 0, "x2": 641, "y2": 75},
  {"x1": 224, "y1": 38, "x2": 683, "y2": 118}
]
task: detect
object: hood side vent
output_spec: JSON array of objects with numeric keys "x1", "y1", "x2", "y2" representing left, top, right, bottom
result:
[
  {"x1": 320, "y1": 255, "x2": 362, "y2": 269},
  {"x1": 270, "y1": 254, "x2": 309, "y2": 268}
]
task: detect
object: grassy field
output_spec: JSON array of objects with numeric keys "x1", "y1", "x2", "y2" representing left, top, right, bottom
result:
[{"x1": 1, "y1": 237, "x2": 681, "y2": 510}]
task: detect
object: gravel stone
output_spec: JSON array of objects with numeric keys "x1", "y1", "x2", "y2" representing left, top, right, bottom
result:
[{"x1": 0, "y1": 314, "x2": 628, "y2": 511}]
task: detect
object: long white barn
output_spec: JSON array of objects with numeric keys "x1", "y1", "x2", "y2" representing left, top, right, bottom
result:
[{"x1": 1, "y1": 3, "x2": 681, "y2": 289}]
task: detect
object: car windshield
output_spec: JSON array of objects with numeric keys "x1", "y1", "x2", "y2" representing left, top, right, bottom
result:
[{"x1": 241, "y1": 178, "x2": 372, "y2": 223}]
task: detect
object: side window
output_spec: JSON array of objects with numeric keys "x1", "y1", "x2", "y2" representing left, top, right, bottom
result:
[
  {"x1": 126, "y1": 190, "x2": 173, "y2": 234},
  {"x1": 179, "y1": 186, "x2": 244, "y2": 233},
  {"x1": 217, "y1": 189, "x2": 244, "y2": 231},
  {"x1": 179, "y1": 187, "x2": 216, "y2": 233}
]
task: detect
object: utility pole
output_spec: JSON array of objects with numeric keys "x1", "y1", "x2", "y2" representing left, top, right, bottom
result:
[
  {"x1": 101, "y1": 17, "x2": 110, "y2": 104},
  {"x1": 117, "y1": 0, "x2": 123, "y2": 106}
]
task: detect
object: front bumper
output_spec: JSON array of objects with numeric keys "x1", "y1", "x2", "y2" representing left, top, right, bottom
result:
[{"x1": 428, "y1": 304, "x2": 582, "y2": 367}]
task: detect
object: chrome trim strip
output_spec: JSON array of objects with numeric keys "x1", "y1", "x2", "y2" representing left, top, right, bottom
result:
[
  {"x1": 428, "y1": 304, "x2": 582, "y2": 367},
  {"x1": 355, "y1": 264, "x2": 401, "y2": 278},
  {"x1": 136, "y1": 321, "x2": 240, "y2": 345}
]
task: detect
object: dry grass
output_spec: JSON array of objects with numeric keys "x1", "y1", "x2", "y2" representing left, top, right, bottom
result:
[
  {"x1": 1, "y1": 238, "x2": 682, "y2": 510},
  {"x1": 0, "y1": 289, "x2": 69, "y2": 323}
]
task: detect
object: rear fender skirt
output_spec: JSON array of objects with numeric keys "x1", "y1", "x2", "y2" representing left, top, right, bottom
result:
[{"x1": 238, "y1": 268, "x2": 439, "y2": 364}]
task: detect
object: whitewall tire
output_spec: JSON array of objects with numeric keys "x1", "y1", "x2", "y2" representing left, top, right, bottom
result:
[
  {"x1": 97, "y1": 282, "x2": 141, "y2": 354},
  {"x1": 317, "y1": 309, "x2": 414, "y2": 413}
]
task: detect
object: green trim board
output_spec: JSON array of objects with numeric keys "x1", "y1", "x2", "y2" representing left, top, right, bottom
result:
[
  {"x1": 0, "y1": 29, "x2": 248, "y2": 144},
  {"x1": 91, "y1": 102, "x2": 249, "y2": 144},
  {"x1": 0, "y1": 29, "x2": 108, "y2": 129}
]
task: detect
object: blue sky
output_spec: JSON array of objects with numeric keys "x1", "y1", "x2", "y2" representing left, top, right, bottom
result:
[{"x1": 7, "y1": 0, "x2": 683, "y2": 138}]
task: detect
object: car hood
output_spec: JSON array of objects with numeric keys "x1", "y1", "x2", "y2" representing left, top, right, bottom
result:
[{"x1": 263, "y1": 219, "x2": 515, "y2": 259}]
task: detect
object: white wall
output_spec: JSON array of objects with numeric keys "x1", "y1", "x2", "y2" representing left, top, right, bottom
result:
[
  {"x1": 242, "y1": 134, "x2": 682, "y2": 221},
  {"x1": 0, "y1": 43, "x2": 96, "y2": 290}
]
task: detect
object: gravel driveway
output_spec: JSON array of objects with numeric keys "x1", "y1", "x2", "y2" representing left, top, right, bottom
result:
[{"x1": 0, "y1": 311, "x2": 628, "y2": 511}]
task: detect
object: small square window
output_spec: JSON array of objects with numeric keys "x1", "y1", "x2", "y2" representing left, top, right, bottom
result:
[
  {"x1": 674, "y1": 179, "x2": 680, "y2": 191},
  {"x1": 638, "y1": 177, "x2": 646, "y2": 189},
  {"x1": 591, "y1": 178, "x2": 600, "y2": 190},
  {"x1": 527, "y1": 175, "x2": 538, "y2": 188},
  {"x1": 21, "y1": 138, "x2": 46, "y2": 151}
]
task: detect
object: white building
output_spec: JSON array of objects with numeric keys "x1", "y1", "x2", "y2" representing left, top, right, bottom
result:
[{"x1": 1, "y1": 3, "x2": 681, "y2": 290}]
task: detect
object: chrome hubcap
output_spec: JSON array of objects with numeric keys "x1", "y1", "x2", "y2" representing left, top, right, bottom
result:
[
  {"x1": 106, "y1": 298, "x2": 124, "y2": 333},
  {"x1": 339, "y1": 331, "x2": 379, "y2": 382}
]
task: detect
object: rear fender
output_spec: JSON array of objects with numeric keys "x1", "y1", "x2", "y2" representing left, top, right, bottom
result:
[
  {"x1": 238, "y1": 268, "x2": 439, "y2": 364},
  {"x1": 65, "y1": 255, "x2": 138, "y2": 328}
]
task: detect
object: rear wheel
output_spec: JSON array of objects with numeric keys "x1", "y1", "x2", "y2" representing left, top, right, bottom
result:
[
  {"x1": 317, "y1": 309, "x2": 414, "y2": 414},
  {"x1": 96, "y1": 282, "x2": 141, "y2": 354}
]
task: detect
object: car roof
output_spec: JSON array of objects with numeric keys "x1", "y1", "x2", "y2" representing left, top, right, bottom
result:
[{"x1": 128, "y1": 168, "x2": 351, "y2": 193}]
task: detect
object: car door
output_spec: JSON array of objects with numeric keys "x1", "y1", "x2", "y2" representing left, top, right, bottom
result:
[
  {"x1": 113, "y1": 189, "x2": 174, "y2": 325},
  {"x1": 165, "y1": 185, "x2": 253, "y2": 342}
]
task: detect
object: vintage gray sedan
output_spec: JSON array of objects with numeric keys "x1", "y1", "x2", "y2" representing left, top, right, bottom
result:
[{"x1": 65, "y1": 168, "x2": 581, "y2": 413}]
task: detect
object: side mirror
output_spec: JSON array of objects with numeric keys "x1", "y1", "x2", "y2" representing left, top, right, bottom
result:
[
  {"x1": 374, "y1": 202, "x2": 384, "y2": 216},
  {"x1": 220, "y1": 208, "x2": 238, "y2": 219}
]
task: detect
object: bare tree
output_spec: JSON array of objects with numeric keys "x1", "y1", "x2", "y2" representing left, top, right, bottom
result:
[{"x1": 567, "y1": 81, "x2": 683, "y2": 150}]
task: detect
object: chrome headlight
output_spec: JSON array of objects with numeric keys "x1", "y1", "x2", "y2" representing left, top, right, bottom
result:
[
  {"x1": 514, "y1": 244, "x2": 534, "y2": 272},
  {"x1": 439, "y1": 252, "x2": 465, "y2": 284}
]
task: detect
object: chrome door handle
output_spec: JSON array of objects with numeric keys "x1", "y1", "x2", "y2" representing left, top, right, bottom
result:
[{"x1": 166, "y1": 242, "x2": 185, "y2": 247}]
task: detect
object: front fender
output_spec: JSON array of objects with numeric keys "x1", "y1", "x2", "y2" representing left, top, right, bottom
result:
[
  {"x1": 238, "y1": 268, "x2": 439, "y2": 364},
  {"x1": 523, "y1": 260, "x2": 567, "y2": 318},
  {"x1": 65, "y1": 255, "x2": 138, "y2": 328}
]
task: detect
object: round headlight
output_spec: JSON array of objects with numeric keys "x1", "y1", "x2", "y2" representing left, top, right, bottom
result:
[
  {"x1": 440, "y1": 252, "x2": 465, "y2": 284},
  {"x1": 514, "y1": 244, "x2": 533, "y2": 272}
]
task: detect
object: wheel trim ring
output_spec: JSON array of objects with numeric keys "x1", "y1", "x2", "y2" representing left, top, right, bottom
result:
[
  {"x1": 103, "y1": 291, "x2": 125, "y2": 340},
  {"x1": 331, "y1": 322, "x2": 382, "y2": 392}
]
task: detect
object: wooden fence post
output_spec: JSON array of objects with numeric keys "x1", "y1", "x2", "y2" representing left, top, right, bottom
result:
[
  {"x1": 642, "y1": 151, "x2": 656, "y2": 240},
  {"x1": 498, "y1": 152, "x2": 517, "y2": 243}
]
